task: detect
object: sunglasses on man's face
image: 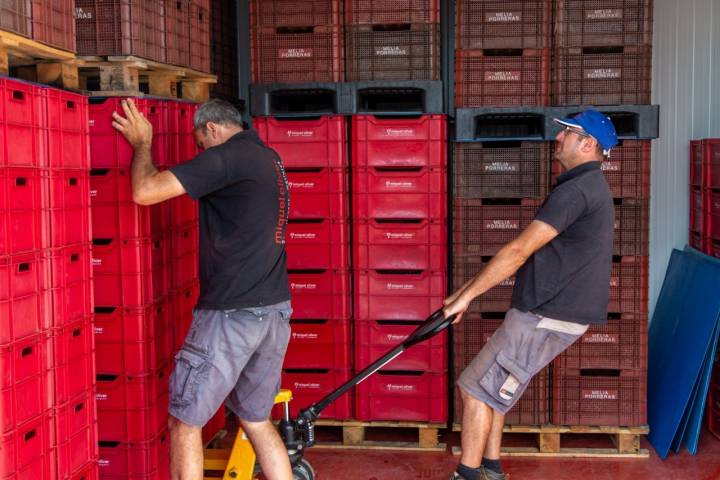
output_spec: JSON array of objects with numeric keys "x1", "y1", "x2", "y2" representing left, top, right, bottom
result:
[{"x1": 564, "y1": 126, "x2": 591, "y2": 139}]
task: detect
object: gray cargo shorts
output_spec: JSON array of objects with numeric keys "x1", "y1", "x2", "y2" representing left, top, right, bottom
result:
[
  {"x1": 168, "y1": 300, "x2": 292, "y2": 426},
  {"x1": 458, "y1": 308, "x2": 586, "y2": 415}
]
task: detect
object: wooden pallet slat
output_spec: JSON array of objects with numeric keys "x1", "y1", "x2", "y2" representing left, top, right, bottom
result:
[
  {"x1": 0, "y1": 28, "x2": 78, "y2": 88},
  {"x1": 311, "y1": 420, "x2": 447, "y2": 452}
]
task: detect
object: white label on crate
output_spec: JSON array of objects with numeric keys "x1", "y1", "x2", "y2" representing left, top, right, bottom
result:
[
  {"x1": 292, "y1": 332, "x2": 319, "y2": 340},
  {"x1": 386, "y1": 282, "x2": 415, "y2": 290},
  {"x1": 94, "y1": 327, "x2": 104, "y2": 335},
  {"x1": 484, "y1": 161, "x2": 518, "y2": 172},
  {"x1": 610, "y1": 276, "x2": 619, "y2": 287},
  {"x1": 287, "y1": 130, "x2": 314, "y2": 138},
  {"x1": 98, "y1": 459, "x2": 110, "y2": 467},
  {"x1": 289, "y1": 181, "x2": 315, "y2": 189},
  {"x1": 582, "y1": 389, "x2": 618, "y2": 400},
  {"x1": 376, "y1": 46, "x2": 408, "y2": 56},
  {"x1": 586, "y1": 9, "x2": 623, "y2": 20},
  {"x1": 585, "y1": 68, "x2": 622, "y2": 80},
  {"x1": 499, "y1": 278, "x2": 515, "y2": 287},
  {"x1": 96, "y1": 393, "x2": 108, "y2": 401},
  {"x1": 75, "y1": 7, "x2": 93, "y2": 19},
  {"x1": 614, "y1": 219, "x2": 620, "y2": 229},
  {"x1": 485, "y1": 219, "x2": 519, "y2": 230},
  {"x1": 485, "y1": 71, "x2": 521, "y2": 82},
  {"x1": 386, "y1": 334, "x2": 407, "y2": 342},
  {"x1": 91, "y1": 258, "x2": 102, "y2": 267},
  {"x1": 387, "y1": 383, "x2": 415, "y2": 392},
  {"x1": 290, "y1": 282, "x2": 318, "y2": 290},
  {"x1": 294, "y1": 382, "x2": 321, "y2": 390},
  {"x1": 289, "y1": 232, "x2": 317, "y2": 240},
  {"x1": 602, "y1": 161, "x2": 621, "y2": 172},
  {"x1": 486, "y1": 11, "x2": 521, "y2": 22},
  {"x1": 279, "y1": 48, "x2": 313, "y2": 59},
  {"x1": 88, "y1": 119, "x2": 96, "y2": 127},
  {"x1": 385, "y1": 128, "x2": 415, "y2": 137},
  {"x1": 89, "y1": 189, "x2": 98, "y2": 197},
  {"x1": 583, "y1": 333, "x2": 619, "y2": 344},
  {"x1": 385, "y1": 232, "x2": 415, "y2": 240},
  {"x1": 385, "y1": 180, "x2": 415, "y2": 189}
]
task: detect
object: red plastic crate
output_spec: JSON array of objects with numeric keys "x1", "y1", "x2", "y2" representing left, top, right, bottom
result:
[
  {"x1": 0, "y1": 413, "x2": 53, "y2": 479},
  {"x1": 254, "y1": 116, "x2": 347, "y2": 169},
  {"x1": 53, "y1": 390, "x2": 96, "y2": 477},
  {"x1": 145, "y1": 100, "x2": 173, "y2": 168},
  {"x1": 50, "y1": 317, "x2": 94, "y2": 374},
  {"x1": 252, "y1": 25, "x2": 343, "y2": 84},
  {"x1": 283, "y1": 320, "x2": 351, "y2": 369},
  {"x1": 355, "y1": 371, "x2": 447, "y2": 422},
  {"x1": 0, "y1": 78, "x2": 46, "y2": 168},
  {"x1": 287, "y1": 168, "x2": 348, "y2": 219},
  {"x1": 89, "y1": 168, "x2": 132, "y2": 204},
  {"x1": 172, "y1": 251, "x2": 199, "y2": 290},
  {"x1": 89, "y1": 98, "x2": 149, "y2": 168},
  {"x1": 91, "y1": 237, "x2": 167, "y2": 277},
  {"x1": 688, "y1": 230, "x2": 705, "y2": 253},
  {"x1": 172, "y1": 224, "x2": 199, "y2": 258},
  {"x1": 251, "y1": 0, "x2": 341, "y2": 27},
  {"x1": 93, "y1": 266, "x2": 170, "y2": 309},
  {"x1": 554, "y1": 0, "x2": 653, "y2": 47},
  {"x1": 69, "y1": 461, "x2": 99, "y2": 480},
  {"x1": 176, "y1": 102, "x2": 201, "y2": 163},
  {"x1": 352, "y1": 115, "x2": 446, "y2": 168},
  {"x1": 2, "y1": 168, "x2": 44, "y2": 254},
  {"x1": 0, "y1": 252, "x2": 45, "y2": 344},
  {"x1": 690, "y1": 187, "x2": 706, "y2": 235},
  {"x1": 708, "y1": 190, "x2": 720, "y2": 240},
  {"x1": 46, "y1": 89, "x2": 89, "y2": 170},
  {"x1": 94, "y1": 302, "x2": 170, "y2": 344},
  {"x1": 54, "y1": 424, "x2": 97, "y2": 480},
  {"x1": 352, "y1": 191, "x2": 447, "y2": 220},
  {"x1": 202, "y1": 405, "x2": 225, "y2": 445},
  {"x1": 286, "y1": 219, "x2": 349, "y2": 270},
  {"x1": 455, "y1": 48, "x2": 550, "y2": 107},
  {"x1": 52, "y1": 350, "x2": 95, "y2": 408},
  {"x1": 273, "y1": 370, "x2": 353, "y2": 420},
  {"x1": 97, "y1": 429, "x2": 169, "y2": 477},
  {"x1": 552, "y1": 46, "x2": 652, "y2": 106},
  {"x1": 453, "y1": 199, "x2": 540, "y2": 257},
  {"x1": 608, "y1": 256, "x2": 648, "y2": 314},
  {"x1": 345, "y1": 0, "x2": 439, "y2": 24},
  {"x1": 353, "y1": 219, "x2": 447, "y2": 271},
  {"x1": 355, "y1": 320, "x2": 446, "y2": 372},
  {"x1": 172, "y1": 281, "x2": 199, "y2": 318},
  {"x1": 345, "y1": 23, "x2": 440, "y2": 81},
  {"x1": 454, "y1": 142, "x2": 551, "y2": 199},
  {"x1": 174, "y1": 312, "x2": 193, "y2": 352},
  {"x1": 452, "y1": 255, "x2": 515, "y2": 312},
  {"x1": 171, "y1": 194, "x2": 199, "y2": 226},
  {"x1": 46, "y1": 170, "x2": 90, "y2": 210},
  {"x1": 288, "y1": 270, "x2": 351, "y2": 319},
  {"x1": 352, "y1": 167, "x2": 446, "y2": 216},
  {"x1": 353, "y1": 269, "x2": 446, "y2": 321},
  {"x1": 47, "y1": 244, "x2": 93, "y2": 326},
  {"x1": 190, "y1": 1, "x2": 211, "y2": 72},
  {"x1": 614, "y1": 201, "x2": 649, "y2": 256},
  {"x1": 97, "y1": 390, "x2": 168, "y2": 443},
  {"x1": 707, "y1": 139, "x2": 720, "y2": 189},
  {"x1": 90, "y1": 200, "x2": 169, "y2": 240},
  {"x1": 690, "y1": 140, "x2": 704, "y2": 188},
  {"x1": 456, "y1": 0, "x2": 551, "y2": 49},
  {"x1": 552, "y1": 368, "x2": 647, "y2": 426},
  {"x1": 95, "y1": 366, "x2": 168, "y2": 411},
  {"x1": 31, "y1": 0, "x2": 76, "y2": 51},
  {"x1": 708, "y1": 238, "x2": 720, "y2": 259},
  {"x1": 0, "y1": 0, "x2": 30, "y2": 37},
  {"x1": 95, "y1": 326, "x2": 174, "y2": 376},
  {"x1": 47, "y1": 207, "x2": 92, "y2": 249}
]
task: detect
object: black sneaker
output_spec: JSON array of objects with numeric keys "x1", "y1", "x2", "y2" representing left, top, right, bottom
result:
[{"x1": 484, "y1": 469, "x2": 509, "y2": 480}]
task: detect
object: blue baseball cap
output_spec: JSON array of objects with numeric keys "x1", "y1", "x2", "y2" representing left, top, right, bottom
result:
[{"x1": 554, "y1": 109, "x2": 618, "y2": 156}]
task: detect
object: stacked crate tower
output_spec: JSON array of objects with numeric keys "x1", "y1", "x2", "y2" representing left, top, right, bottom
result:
[
  {"x1": 1, "y1": 78, "x2": 97, "y2": 478},
  {"x1": 452, "y1": 0, "x2": 553, "y2": 426},
  {"x1": 88, "y1": 98, "x2": 201, "y2": 479},
  {"x1": 551, "y1": 0, "x2": 652, "y2": 427}
]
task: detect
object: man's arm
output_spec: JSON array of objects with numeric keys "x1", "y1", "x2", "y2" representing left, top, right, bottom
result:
[
  {"x1": 443, "y1": 220, "x2": 559, "y2": 323},
  {"x1": 112, "y1": 99, "x2": 186, "y2": 205}
]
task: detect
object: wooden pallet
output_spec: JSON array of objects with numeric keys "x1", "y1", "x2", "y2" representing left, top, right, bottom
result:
[
  {"x1": 0, "y1": 29, "x2": 78, "y2": 88},
  {"x1": 310, "y1": 419, "x2": 447, "y2": 452},
  {"x1": 77, "y1": 56, "x2": 217, "y2": 102},
  {"x1": 451, "y1": 423, "x2": 650, "y2": 458}
]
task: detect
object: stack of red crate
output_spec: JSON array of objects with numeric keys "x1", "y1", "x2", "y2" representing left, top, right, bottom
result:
[
  {"x1": 89, "y1": 98, "x2": 200, "y2": 479},
  {"x1": 250, "y1": 0, "x2": 343, "y2": 84},
  {"x1": 1, "y1": 78, "x2": 97, "y2": 479},
  {"x1": 351, "y1": 114, "x2": 448, "y2": 422},
  {"x1": 254, "y1": 116, "x2": 353, "y2": 420},
  {"x1": 454, "y1": 0, "x2": 551, "y2": 107},
  {"x1": 689, "y1": 139, "x2": 720, "y2": 257}
]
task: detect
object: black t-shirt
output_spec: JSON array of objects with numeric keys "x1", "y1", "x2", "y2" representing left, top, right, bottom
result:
[
  {"x1": 511, "y1": 161, "x2": 614, "y2": 324},
  {"x1": 170, "y1": 129, "x2": 290, "y2": 310}
]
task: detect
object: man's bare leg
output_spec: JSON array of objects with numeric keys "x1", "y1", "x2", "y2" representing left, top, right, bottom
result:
[
  {"x1": 239, "y1": 418, "x2": 292, "y2": 480},
  {"x1": 483, "y1": 409, "x2": 505, "y2": 461},
  {"x1": 460, "y1": 387, "x2": 494, "y2": 468},
  {"x1": 169, "y1": 415, "x2": 204, "y2": 480}
]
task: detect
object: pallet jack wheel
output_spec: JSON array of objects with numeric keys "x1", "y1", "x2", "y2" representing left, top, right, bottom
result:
[{"x1": 292, "y1": 458, "x2": 315, "y2": 480}]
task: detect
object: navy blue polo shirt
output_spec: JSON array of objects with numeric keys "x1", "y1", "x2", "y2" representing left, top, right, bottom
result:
[{"x1": 511, "y1": 161, "x2": 614, "y2": 324}]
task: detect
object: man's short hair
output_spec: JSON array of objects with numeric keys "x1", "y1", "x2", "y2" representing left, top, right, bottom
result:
[{"x1": 194, "y1": 99, "x2": 243, "y2": 132}]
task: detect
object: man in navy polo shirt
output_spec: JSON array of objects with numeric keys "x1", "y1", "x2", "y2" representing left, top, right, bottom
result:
[{"x1": 444, "y1": 110, "x2": 619, "y2": 480}]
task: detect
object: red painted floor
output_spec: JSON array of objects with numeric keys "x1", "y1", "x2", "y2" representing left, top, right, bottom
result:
[{"x1": 302, "y1": 429, "x2": 720, "y2": 480}]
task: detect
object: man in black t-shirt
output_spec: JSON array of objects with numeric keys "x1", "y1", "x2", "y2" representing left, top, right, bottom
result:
[
  {"x1": 112, "y1": 99, "x2": 293, "y2": 479},
  {"x1": 443, "y1": 110, "x2": 618, "y2": 480}
]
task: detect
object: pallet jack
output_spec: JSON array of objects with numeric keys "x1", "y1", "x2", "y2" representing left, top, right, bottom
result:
[{"x1": 203, "y1": 309, "x2": 455, "y2": 479}]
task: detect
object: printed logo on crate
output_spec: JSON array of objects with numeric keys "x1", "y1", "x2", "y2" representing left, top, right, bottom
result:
[
  {"x1": 376, "y1": 46, "x2": 408, "y2": 56},
  {"x1": 294, "y1": 381, "x2": 321, "y2": 390},
  {"x1": 289, "y1": 180, "x2": 316, "y2": 189},
  {"x1": 602, "y1": 161, "x2": 621, "y2": 172},
  {"x1": 384, "y1": 180, "x2": 415, "y2": 189},
  {"x1": 586, "y1": 9, "x2": 623, "y2": 20},
  {"x1": 290, "y1": 282, "x2": 318, "y2": 290},
  {"x1": 292, "y1": 332, "x2": 319, "y2": 340},
  {"x1": 609, "y1": 276, "x2": 619, "y2": 287},
  {"x1": 582, "y1": 333, "x2": 619, "y2": 344},
  {"x1": 584, "y1": 68, "x2": 622, "y2": 80},
  {"x1": 289, "y1": 232, "x2": 317, "y2": 239},
  {"x1": 384, "y1": 128, "x2": 416, "y2": 137},
  {"x1": 485, "y1": 71, "x2": 521, "y2": 82},
  {"x1": 279, "y1": 48, "x2": 313, "y2": 59},
  {"x1": 484, "y1": 161, "x2": 518, "y2": 172},
  {"x1": 386, "y1": 383, "x2": 416, "y2": 392},
  {"x1": 486, "y1": 11, "x2": 521, "y2": 22},
  {"x1": 75, "y1": 7, "x2": 93, "y2": 19},
  {"x1": 485, "y1": 219, "x2": 520, "y2": 230},
  {"x1": 386, "y1": 282, "x2": 416, "y2": 290},
  {"x1": 582, "y1": 389, "x2": 618, "y2": 400},
  {"x1": 499, "y1": 278, "x2": 514, "y2": 287},
  {"x1": 385, "y1": 231, "x2": 415, "y2": 240},
  {"x1": 286, "y1": 130, "x2": 315, "y2": 138},
  {"x1": 385, "y1": 333, "x2": 407, "y2": 342}
]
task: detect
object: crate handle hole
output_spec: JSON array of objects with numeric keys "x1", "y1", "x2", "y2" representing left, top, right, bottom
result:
[
  {"x1": 23, "y1": 429, "x2": 36, "y2": 441},
  {"x1": 12, "y1": 90, "x2": 25, "y2": 101},
  {"x1": 75, "y1": 402, "x2": 84, "y2": 412},
  {"x1": 70, "y1": 254, "x2": 80, "y2": 262},
  {"x1": 69, "y1": 178, "x2": 78, "y2": 186},
  {"x1": 66, "y1": 101, "x2": 75, "y2": 110},
  {"x1": 21, "y1": 346, "x2": 33, "y2": 357},
  {"x1": 72, "y1": 328, "x2": 81, "y2": 337},
  {"x1": 18, "y1": 263, "x2": 30, "y2": 272},
  {"x1": 15, "y1": 177, "x2": 27, "y2": 187}
]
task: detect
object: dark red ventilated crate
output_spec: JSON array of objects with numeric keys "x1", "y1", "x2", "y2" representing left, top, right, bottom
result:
[
  {"x1": 274, "y1": 370, "x2": 353, "y2": 419},
  {"x1": 608, "y1": 256, "x2": 648, "y2": 314},
  {"x1": 0, "y1": 0, "x2": 31, "y2": 37},
  {"x1": 455, "y1": 48, "x2": 550, "y2": 107},
  {"x1": 48, "y1": 245, "x2": 93, "y2": 327},
  {"x1": 31, "y1": 0, "x2": 76, "y2": 52},
  {"x1": 557, "y1": 314, "x2": 647, "y2": 371},
  {"x1": 354, "y1": 269, "x2": 446, "y2": 321},
  {"x1": 251, "y1": 0, "x2": 341, "y2": 27},
  {"x1": 708, "y1": 239, "x2": 720, "y2": 259},
  {"x1": 452, "y1": 255, "x2": 516, "y2": 312},
  {"x1": 345, "y1": 23, "x2": 440, "y2": 81},
  {"x1": 454, "y1": 141, "x2": 551, "y2": 199},
  {"x1": 346, "y1": 0, "x2": 439, "y2": 25},
  {"x1": 553, "y1": 367, "x2": 647, "y2": 426},
  {"x1": 706, "y1": 190, "x2": 720, "y2": 240},
  {"x1": 254, "y1": 116, "x2": 348, "y2": 168},
  {"x1": 97, "y1": 429, "x2": 169, "y2": 477},
  {"x1": 689, "y1": 187, "x2": 706, "y2": 235},
  {"x1": 355, "y1": 320, "x2": 446, "y2": 372},
  {"x1": 89, "y1": 98, "x2": 149, "y2": 168},
  {"x1": 554, "y1": 0, "x2": 653, "y2": 48},
  {"x1": 3, "y1": 168, "x2": 44, "y2": 254},
  {"x1": 95, "y1": 326, "x2": 174, "y2": 376},
  {"x1": 75, "y1": 0, "x2": 165, "y2": 61},
  {"x1": 552, "y1": 46, "x2": 652, "y2": 106},
  {"x1": 614, "y1": 201, "x2": 649, "y2": 256},
  {"x1": 190, "y1": 1, "x2": 211, "y2": 72},
  {"x1": 355, "y1": 371, "x2": 447, "y2": 422},
  {"x1": 285, "y1": 219, "x2": 349, "y2": 270},
  {"x1": 456, "y1": 0, "x2": 551, "y2": 49},
  {"x1": 46, "y1": 89, "x2": 89, "y2": 170},
  {"x1": 53, "y1": 389, "x2": 96, "y2": 479},
  {"x1": 94, "y1": 302, "x2": 170, "y2": 344},
  {"x1": 251, "y1": 25, "x2": 343, "y2": 84},
  {"x1": 0, "y1": 78, "x2": 46, "y2": 168},
  {"x1": 707, "y1": 139, "x2": 720, "y2": 189},
  {"x1": 288, "y1": 270, "x2": 351, "y2": 319},
  {"x1": 688, "y1": 230, "x2": 705, "y2": 253},
  {"x1": 283, "y1": 320, "x2": 351, "y2": 369},
  {"x1": 352, "y1": 115, "x2": 447, "y2": 168},
  {"x1": 287, "y1": 168, "x2": 348, "y2": 220},
  {"x1": 453, "y1": 199, "x2": 540, "y2": 257},
  {"x1": 0, "y1": 412, "x2": 53, "y2": 479},
  {"x1": 165, "y1": 0, "x2": 191, "y2": 67},
  {"x1": 689, "y1": 140, "x2": 704, "y2": 188},
  {"x1": 552, "y1": 140, "x2": 651, "y2": 199},
  {"x1": 354, "y1": 219, "x2": 447, "y2": 271},
  {"x1": 0, "y1": 252, "x2": 45, "y2": 344}
]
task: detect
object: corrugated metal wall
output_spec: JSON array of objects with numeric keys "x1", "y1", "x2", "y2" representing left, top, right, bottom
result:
[{"x1": 649, "y1": 0, "x2": 720, "y2": 315}]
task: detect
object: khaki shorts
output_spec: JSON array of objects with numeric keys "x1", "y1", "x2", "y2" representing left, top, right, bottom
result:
[
  {"x1": 168, "y1": 301, "x2": 292, "y2": 426},
  {"x1": 458, "y1": 308, "x2": 586, "y2": 414}
]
